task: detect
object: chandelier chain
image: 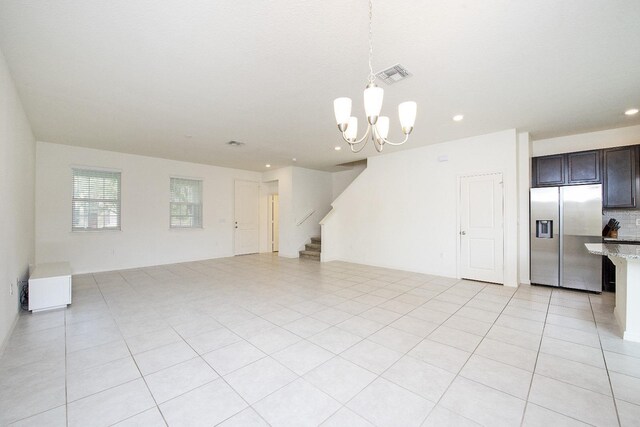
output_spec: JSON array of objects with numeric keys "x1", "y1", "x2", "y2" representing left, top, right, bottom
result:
[
  {"x1": 367, "y1": 0, "x2": 375, "y2": 84},
  {"x1": 333, "y1": 0, "x2": 415, "y2": 152}
]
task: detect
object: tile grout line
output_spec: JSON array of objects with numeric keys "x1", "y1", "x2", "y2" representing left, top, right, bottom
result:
[
  {"x1": 281, "y1": 273, "x2": 459, "y2": 426},
  {"x1": 101, "y1": 270, "x2": 168, "y2": 426},
  {"x1": 589, "y1": 293, "x2": 623, "y2": 427},
  {"x1": 334, "y1": 279, "x2": 498, "y2": 425},
  {"x1": 359, "y1": 280, "x2": 538, "y2": 423},
  {"x1": 176, "y1": 330, "x2": 275, "y2": 427},
  {"x1": 66, "y1": 268, "x2": 454, "y2": 425},
  {"x1": 14, "y1": 257, "x2": 634, "y2": 426},
  {"x1": 518, "y1": 288, "x2": 613, "y2": 427},
  {"x1": 420, "y1": 282, "x2": 528, "y2": 425},
  {"x1": 203, "y1": 271, "x2": 457, "y2": 425},
  {"x1": 519, "y1": 287, "x2": 552, "y2": 426}
]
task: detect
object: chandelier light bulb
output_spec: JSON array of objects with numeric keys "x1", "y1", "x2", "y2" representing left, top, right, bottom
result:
[
  {"x1": 376, "y1": 116, "x2": 390, "y2": 139},
  {"x1": 364, "y1": 84, "x2": 384, "y2": 124},
  {"x1": 344, "y1": 117, "x2": 358, "y2": 141},
  {"x1": 333, "y1": 98, "x2": 352, "y2": 129},
  {"x1": 398, "y1": 101, "x2": 417, "y2": 134}
]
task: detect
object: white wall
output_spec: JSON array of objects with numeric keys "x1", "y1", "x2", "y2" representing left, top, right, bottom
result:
[
  {"x1": 332, "y1": 163, "x2": 367, "y2": 200},
  {"x1": 532, "y1": 124, "x2": 640, "y2": 156},
  {"x1": 322, "y1": 129, "x2": 520, "y2": 287},
  {"x1": 0, "y1": 49, "x2": 36, "y2": 352},
  {"x1": 35, "y1": 142, "x2": 260, "y2": 273},
  {"x1": 518, "y1": 132, "x2": 531, "y2": 284}
]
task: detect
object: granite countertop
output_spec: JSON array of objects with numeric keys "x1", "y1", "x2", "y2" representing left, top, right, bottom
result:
[
  {"x1": 585, "y1": 243, "x2": 640, "y2": 260},
  {"x1": 603, "y1": 237, "x2": 640, "y2": 243}
]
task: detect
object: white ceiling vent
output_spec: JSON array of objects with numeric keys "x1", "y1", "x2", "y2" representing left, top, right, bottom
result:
[
  {"x1": 226, "y1": 140, "x2": 245, "y2": 147},
  {"x1": 375, "y1": 64, "x2": 412, "y2": 85}
]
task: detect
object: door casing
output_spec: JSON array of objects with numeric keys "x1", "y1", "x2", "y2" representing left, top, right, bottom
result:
[{"x1": 457, "y1": 172, "x2": 505, "y2": 284}]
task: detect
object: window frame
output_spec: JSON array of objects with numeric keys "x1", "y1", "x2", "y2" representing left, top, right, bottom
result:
[
  {"x1": 169, "y1": 177, "x2": 203, "y2": 229},
  {"x1": 71, "y1": 167, "x2": 122, "y2": 232}
]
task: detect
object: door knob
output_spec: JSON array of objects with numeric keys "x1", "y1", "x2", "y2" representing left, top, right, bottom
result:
[{"x1": 460, "y1": 231, "x2": 466, "y2": 235}]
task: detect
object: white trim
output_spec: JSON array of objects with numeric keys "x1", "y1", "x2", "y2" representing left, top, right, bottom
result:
[
  {"x1": 169, "y1": 173, "x2": 204, "y2": 181},
  {"x1": 69, "y1": 164, "x2": 122, "y2": 173}
]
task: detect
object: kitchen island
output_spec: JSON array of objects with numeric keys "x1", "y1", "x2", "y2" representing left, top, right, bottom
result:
[{"x1": 586, "y1": 243, "x2": 640, "y2": 342}]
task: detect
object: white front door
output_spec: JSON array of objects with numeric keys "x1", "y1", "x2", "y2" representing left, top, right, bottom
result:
[
  {"x1": 234, "y1": 180, "x2": 260, "y2": 255},
  {"x1": 459, "y1": 173, "x2": 504, "y2": 284}
]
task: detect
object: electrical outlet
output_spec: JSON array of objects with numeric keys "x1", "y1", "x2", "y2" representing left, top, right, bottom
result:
[{"x1": 636, "y1": 218, "x2": 640, "y2": 226}]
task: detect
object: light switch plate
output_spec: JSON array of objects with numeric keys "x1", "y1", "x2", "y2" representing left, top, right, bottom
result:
[{"x1": 636, "y1": 219, "x2": 640, "y2": 226}]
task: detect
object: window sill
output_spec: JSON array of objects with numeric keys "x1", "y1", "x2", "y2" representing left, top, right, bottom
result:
[
  {"x1": 169, "y1": 227, "x2": 204, "y2": 231},
  {"x1": 70, "y1": 229, "x2": 122, "y2": 234}
]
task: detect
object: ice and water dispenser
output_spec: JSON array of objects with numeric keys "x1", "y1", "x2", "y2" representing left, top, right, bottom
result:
[{"x1": 536, "y1": 220, "x2": 553, "y2": 239}]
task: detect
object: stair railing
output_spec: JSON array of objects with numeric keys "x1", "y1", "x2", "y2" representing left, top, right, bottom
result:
[{"x1": 296, "y1": 209, "x2": 315, "y2": 226}]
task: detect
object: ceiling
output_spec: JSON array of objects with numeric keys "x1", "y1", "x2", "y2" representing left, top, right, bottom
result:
[{"x1": 1, "y1": 1, "x2": 639, "y2": 172}]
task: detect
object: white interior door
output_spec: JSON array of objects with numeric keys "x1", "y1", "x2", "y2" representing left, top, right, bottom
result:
[
  {"x1": 234, "y1": 180, "x2": 260, "y2": 255},
  {"x1": 459, "y1": 173, "x2": 504, "y2": 284},
  {"x1": 268, "y1": 194, "x2": 279, "y2": 252}
]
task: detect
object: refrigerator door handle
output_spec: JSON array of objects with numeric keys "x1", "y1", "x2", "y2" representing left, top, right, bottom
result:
[{"x1": 559, "y1": 188, "x2": 564, "y2": 287}]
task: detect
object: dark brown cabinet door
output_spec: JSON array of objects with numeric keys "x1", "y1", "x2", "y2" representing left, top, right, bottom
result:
[
  {"x1": 603, "y1": 146, "x2": 637, "y2": 208},
  {"x1": 567, "y1": 150, "x2": 601, "y2": 184},
  {"x1": 602, "y1": 256, "x2": 616, "y2": 292},
  {"x1": 534, "y1": 155, "x2": 565, "y2": 186}
]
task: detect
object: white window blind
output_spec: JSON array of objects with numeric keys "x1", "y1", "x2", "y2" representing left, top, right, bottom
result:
[
  {"x1": 72, "y1": 168, "x2": 121, "y2": 231},
  {"x1": 170, "y1": 178, "x2": 202, "y2": 228}
]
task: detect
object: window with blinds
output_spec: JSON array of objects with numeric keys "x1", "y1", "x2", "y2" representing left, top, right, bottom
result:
[
  {"x1": 170, "y1": 178, "x2": 203, "y2": 228},
  {"x1": 72, "y1": 168, "x2": 121, "y2": 231}
]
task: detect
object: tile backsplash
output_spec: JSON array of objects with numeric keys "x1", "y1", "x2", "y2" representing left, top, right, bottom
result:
[{"x1": 603, "y1": 209, "x2": 640, "y2": 240}]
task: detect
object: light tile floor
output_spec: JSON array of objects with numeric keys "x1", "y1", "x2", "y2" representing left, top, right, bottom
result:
[{"x1": 1, "y1": 254, "x2": 638, "y2": 426}]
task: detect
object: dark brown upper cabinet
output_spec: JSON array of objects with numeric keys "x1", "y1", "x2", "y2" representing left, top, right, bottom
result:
[
  {"x1": 533, "y1": 154, "x2": 565, "y2": 187},
  {"x1": 603, "y1": 146, "x2": 637, "y2": 208},
  {"x1": 533, "y1": 150, "x2": 602, "y2": 187},
  {"x1": 567, "y1": 150, "x2": 601, "y2": 184}
]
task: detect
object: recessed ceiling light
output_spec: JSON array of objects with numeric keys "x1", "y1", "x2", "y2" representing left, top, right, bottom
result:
[
  {"x1": 625, "y1": 108, "x2": 639, "y2": 116},
  {"x1": 265, "y1": 164, "x2": 271, "y2": 168},
  {"x1": 453, "y1": 114, "x2": 464, "y2": 122},
  {"x1": 334, "y1": 146, "x2": 342, "y2": 151},
  {"x1": 292, "y1": 158, "x2": 297, "y2": 162}
]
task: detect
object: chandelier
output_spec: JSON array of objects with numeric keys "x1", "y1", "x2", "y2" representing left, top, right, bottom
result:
[{"x1": 333, "y1": 0, "x2": 417, "y2": 153}]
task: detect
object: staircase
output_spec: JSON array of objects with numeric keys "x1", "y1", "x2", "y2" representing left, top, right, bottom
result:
[{"x1": 299, "y1": 236, "x2": 321, "y2": 261}]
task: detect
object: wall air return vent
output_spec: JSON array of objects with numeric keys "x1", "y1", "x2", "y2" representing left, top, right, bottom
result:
[{"x1": 375, "y1": 64, "x2": 412, "y2": 85}]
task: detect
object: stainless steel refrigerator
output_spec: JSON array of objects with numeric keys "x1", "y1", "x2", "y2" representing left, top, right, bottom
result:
[{"x1": 530, "y1": 184, "x2": 602, "y2": 292}]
